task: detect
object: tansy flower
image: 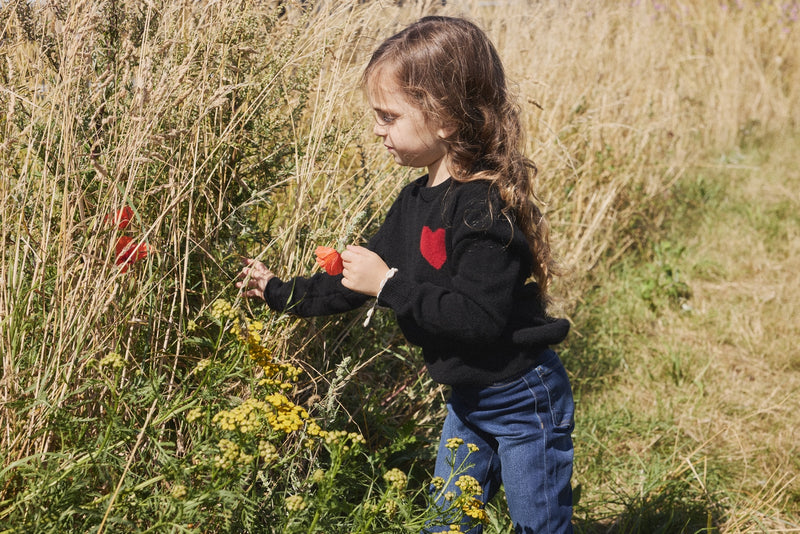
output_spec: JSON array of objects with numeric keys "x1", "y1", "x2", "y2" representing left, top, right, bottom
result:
[
  {"x1": 445, "y1": 437, "x2": 464, "y2": 450},
  {"x1": 106, "y1": 205, "x2": 133, "y2": 230},
  {"x1": 170, "y1": 484, "x2": 188, "y2": 500},
  {"x1": 461, "y1": 498, "x2": 489, "y2": 523},
  {"x1": 311, "y1": 469, "x2": 326, "y2": 484},
  {"x1": 455, "y1": 475, "x2": 482, "y2": 497},
  {"x1": 285, "y1": 494, "x2": 307, "y2": 513},
  {"x1": 115, "y1": 235, "x2": 148, "y2": 273},
  {"x1": 383, "y1": 468, "x2": 408, "y2": 491},
  {"x1": 315, "y1": 246, "x2": 343, "y2": 275}
]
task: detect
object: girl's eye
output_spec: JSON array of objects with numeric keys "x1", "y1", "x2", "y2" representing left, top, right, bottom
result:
[{"x1": 376, "y1": 113, "x2": 396, "y2": 125}]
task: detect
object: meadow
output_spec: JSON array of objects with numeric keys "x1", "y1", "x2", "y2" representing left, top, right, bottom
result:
[{"x1": 1, "y1": 0, "x2": 798, "y2": 532}]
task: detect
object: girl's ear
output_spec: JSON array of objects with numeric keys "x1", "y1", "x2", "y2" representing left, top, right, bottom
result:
[{"x1": 437, "y1": 122, "x2": 456, "y2": 140}]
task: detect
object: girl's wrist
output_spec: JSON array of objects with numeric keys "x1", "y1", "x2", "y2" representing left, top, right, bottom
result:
[
  {"x1": 364, "y1": 267, "x2": 398, "y2": 327},
  {"x1": 376, "y1": 268, "x2": 398, "y2": 298}
]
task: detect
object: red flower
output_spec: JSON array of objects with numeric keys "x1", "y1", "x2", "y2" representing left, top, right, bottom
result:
[
  {"x1": 315, "y1": 246, "x2": 343, "y2": 276},
  {"x1": 106, "y1": 206, "x2": 134, "y2": 230},
  {"x1": 115, "y1": 235, "x2": 148, "y2": 273}
]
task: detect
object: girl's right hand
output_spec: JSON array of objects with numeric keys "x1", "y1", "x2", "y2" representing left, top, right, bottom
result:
[{"x1": 236, "y1": 258, "x2": 275, "y2": 301}]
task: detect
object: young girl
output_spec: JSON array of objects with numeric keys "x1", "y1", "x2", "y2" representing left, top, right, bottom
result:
[{"x1": 237, "y1": 16, "x2": 574, "y2": 534}]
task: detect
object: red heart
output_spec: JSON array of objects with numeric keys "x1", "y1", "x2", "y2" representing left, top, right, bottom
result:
[{"x1": 420, "y1": 226, "x2": 447, "y2": 269}]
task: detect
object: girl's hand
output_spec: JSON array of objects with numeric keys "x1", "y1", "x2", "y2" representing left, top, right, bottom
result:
[
  {"x1": 236, "y1": 258, "x2": 275, "y2": 301},
  {"x1": 340, "y1": 245, "x2": 390, "y2": 296}
]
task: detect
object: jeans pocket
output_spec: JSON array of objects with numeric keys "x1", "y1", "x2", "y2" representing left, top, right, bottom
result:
[{"x1": 534, "y1": 358, "x2": 575, "y2": 430}]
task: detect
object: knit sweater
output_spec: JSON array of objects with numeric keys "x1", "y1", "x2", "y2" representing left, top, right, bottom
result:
[{"x1": 264, "y1": 176, "x2": 569, "y2": 386}]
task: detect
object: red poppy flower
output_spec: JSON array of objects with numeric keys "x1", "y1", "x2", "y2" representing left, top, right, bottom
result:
[
  {"x1": 106, "y1": 206, "x2": 134, "y2": 230},
  {"x1": 115, "y1": 235, "x2": 149, "y2": 273},
  {"x1": 315, "y1": 246, "x2": 343, "y2": 276}
]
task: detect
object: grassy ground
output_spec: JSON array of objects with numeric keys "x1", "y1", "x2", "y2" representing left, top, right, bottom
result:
[{"x1": 562, "y1": 134, "x2": 800, "y2": 533}]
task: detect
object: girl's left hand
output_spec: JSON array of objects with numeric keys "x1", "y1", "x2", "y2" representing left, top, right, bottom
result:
[{"x1": 340, "y1": 245, "x2": 390, "y2": 297}]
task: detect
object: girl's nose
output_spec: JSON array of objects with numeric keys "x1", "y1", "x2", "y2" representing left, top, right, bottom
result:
[{"x1": 373, "y1": 122, "x2": 386, "y2": 137}]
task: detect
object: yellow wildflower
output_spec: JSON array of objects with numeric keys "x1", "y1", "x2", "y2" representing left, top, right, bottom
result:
[
  {"x1": 99, "y1": 351, "x2": 125, "y2": 369},
  {"x1": 209, "y1": 299, "x2": 237, "y2": 322},
  {"x1": 214, "y1": 439, "x2": 240, "y2": 469},
  {"x1": 285, "y1": 494, "x2": 306, "y2": 513},
  {"x1": 170, "y1": 484, "x2": 187, "y2": 499},
  {"x1": 461, "y1": 497, "x2": 489, "y2": 523},
  {"x1": 311, "y1": 469, "x2": 326, "y2": 484},
  {"x1": 455, "y1": 475, "x2": 482, "y2": 497},
  {"x1": 259, "y1": 440, "x2": 279, "y2": 463},
  {"x1": 383, "y1": 468, "x2": 407, "y2": 491},
  {"x1": 445, "y1": 437, "x2": 464, "y2": 450},
  {"x1": 186, "y1": 407, "x2": 203, "y2": 423},
  {"x1": 383, "y1": 499, "x2": 398, "y2": 518}
]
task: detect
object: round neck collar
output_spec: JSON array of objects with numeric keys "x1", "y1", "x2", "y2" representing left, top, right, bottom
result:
[{"x1": 417, "y1": 175, "x2": 452, "y2": 200}]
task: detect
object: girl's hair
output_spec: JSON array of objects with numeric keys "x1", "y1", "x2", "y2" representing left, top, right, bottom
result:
[{"x1": 363, "y1": 16, "x2": 558, "y2": 301}]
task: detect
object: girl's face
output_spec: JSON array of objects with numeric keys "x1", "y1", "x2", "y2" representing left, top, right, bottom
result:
[{"x1": 367, "y1": 71, "x2": 452, "y2": 185}]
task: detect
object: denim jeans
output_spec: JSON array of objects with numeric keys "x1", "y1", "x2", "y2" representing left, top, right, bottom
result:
[{"x1": 426, "y1": 350, "x2": 575, "y2": 534}]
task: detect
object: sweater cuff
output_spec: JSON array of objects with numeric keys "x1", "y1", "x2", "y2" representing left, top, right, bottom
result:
[
  {"x1": 264, "y1": 276, "x2": 286, "y2": 311},
  {"x1": 376, "y1": 271, "x2": 412, "y2": 309}
]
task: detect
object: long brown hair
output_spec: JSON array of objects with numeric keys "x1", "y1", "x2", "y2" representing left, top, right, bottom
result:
[{"x1": 363, "y1": 16, "x2": 557, "y2": 301}]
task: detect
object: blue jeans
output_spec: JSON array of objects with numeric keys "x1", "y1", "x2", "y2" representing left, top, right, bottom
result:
[{"x1": 427, "y1": 350, "x2": 575, "y2": 534}]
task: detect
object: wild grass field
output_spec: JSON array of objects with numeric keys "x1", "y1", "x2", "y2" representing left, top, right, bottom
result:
[{"x1": 1, "y1": 0, "x2": 798, "y2": 532}]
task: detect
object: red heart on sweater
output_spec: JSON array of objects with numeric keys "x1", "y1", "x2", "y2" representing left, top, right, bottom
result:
[{"x1": 420, "y1": 226, "x2": 447, "y2": 269}]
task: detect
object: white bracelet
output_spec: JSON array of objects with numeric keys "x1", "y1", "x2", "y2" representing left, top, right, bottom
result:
[{"x1": 363, "y1": 268, "x2": 398, "y2": 327}]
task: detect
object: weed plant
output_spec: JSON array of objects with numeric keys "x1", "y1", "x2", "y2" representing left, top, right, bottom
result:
[{"x1": 1, "y1": 0, "x2": 799, "y2": 532}]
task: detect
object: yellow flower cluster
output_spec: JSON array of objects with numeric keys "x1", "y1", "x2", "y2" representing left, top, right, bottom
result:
[
  {"x1": 258, "y1": 440, "x2": 279, "y2": 463},
  {"x1": 383, "y1": 468, "x2": 407, "y2": 491},
  {"x1": 258, "y1": 377, "x2": 293, "y2": 391},
  {"x1": 444, "y1": 526, "x2": 464, "y2": 534},
  {"x1": 248, "y1": 342, "x2": 273, "y2": 368},
  {"x1": 231, "y1": 318, "x2": 264, "y2": 344},
  {"x1": 259, "y1": 362, "x2": 303, "y2": 390},
  {"x1": 263, "y1": 393, "x2": 309, "y2": 433},
  {"x1": 209, "y1": 299, "x2": 237, "y2": 322},
  {"x1": 285, "y1": 494, "x2": 307, "y2": 513},
  {"x1": 186, "y1": 407, "x2": 203, "y2": 423},
  {"x1": 467, "y1": 443, "x2": 480, "y2": 453},
  {"x1": 445, "y1": 437, "x2": 464, "y2": 450},
  {"x1": 170, "y1": 484, "x2": 188, "y2": 500},
  {"x1": 99, "y1": 351, "x2": 125, "y2": 369},
  {"x1": 455, "y1": 475, "x2": 482, "y2": 497},
  {"x1": 311, "y1": 469, "x2": 326, "y2": 484},
  {"x1": 431, "y1": 476, "x2": 446, "y2": 490},
  {"x1": 461, "y1": 498, "x2": 489, "y2": 523},
  {"x1": 314, "y1": 428, "x2": 366, "y2": 450},
  {"x1": 214, "y1": 438, "x2": 254, "y2": 469},
  {"x1": 205, "y1": 301, "x2": 307, "y2": 396},
  {"x1": 383, "y1": 499, "x2": 399, "y2": 518},
  {"x1": 213, "y1": 398, "x2": 269, "y2": 433},
  {"x1": 195, "y1": 358, "x2": 212, "y2": 372}
]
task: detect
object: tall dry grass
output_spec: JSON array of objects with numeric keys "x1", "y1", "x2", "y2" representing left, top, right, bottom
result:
[{"x1": 1, "y1": 0, "x2": 799, "y2": 531}]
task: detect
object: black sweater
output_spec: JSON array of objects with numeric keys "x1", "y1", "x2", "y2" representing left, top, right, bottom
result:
[{"x1": 265, "y1": 176, "x2": 569, "y2": 386}]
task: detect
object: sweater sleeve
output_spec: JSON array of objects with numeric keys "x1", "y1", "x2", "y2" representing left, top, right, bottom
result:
[
  {"x1": 264, "y1": 272, "x2": 370, "y2": 317},
  {"x1": 263, "y1": 196, "x2": 401, "y2": 318},
  {"x1": 377, "y1": 210, "x2": 530, "y2": 344}
]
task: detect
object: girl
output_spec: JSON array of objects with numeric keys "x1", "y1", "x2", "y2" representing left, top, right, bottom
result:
[{"x1": 237, "y1": 16, "x2": 574, "y2": 534}]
